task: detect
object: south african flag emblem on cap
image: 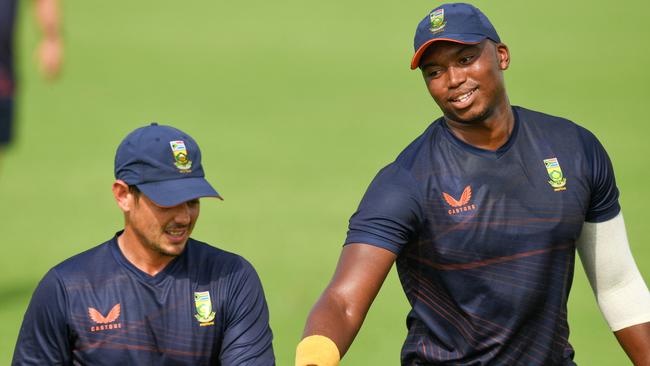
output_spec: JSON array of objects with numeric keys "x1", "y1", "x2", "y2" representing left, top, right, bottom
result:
[
  {"x1": 169, "y1": 140, "x2": 193, "y2": 173},
  {"x1": 429, "y1": 8, "x2": 446, "y2": 34}
]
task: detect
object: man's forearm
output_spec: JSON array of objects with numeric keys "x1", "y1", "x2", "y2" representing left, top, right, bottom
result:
[
  {"x1": 302, "y1": 289, "x2": 365, "y2": 357},
  {"x1": 615, "y1": 322, "x2": 650, "y2": 366},
  {"x1": 298, "y1": 244, "x2": 396, "y2": 366}
]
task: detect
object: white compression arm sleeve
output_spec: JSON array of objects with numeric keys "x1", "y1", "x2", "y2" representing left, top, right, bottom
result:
[{"x1": 576, "y1": 212, "x2": 650, "y2": 331}]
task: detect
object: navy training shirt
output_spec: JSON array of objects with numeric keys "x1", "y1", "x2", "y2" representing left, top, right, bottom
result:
[
  {"x1": 0, "y1": 0, "x2": 17, "y2": 97},
  {"x1": 345, "y1": 106, "x2": 620, "y2": 365},
  {"x1": 13, "y1": 234, "x2": 275, "y2": 365}
]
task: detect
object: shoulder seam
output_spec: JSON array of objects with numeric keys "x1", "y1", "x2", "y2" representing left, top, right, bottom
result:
[{"x1": 49, "y1": 268, "x2": 70, "y2": 327}]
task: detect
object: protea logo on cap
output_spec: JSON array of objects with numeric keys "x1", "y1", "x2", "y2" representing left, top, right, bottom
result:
[
  {"x1": 169, "y1": 140, "x2": 193, "y2": 173},
  {"x1": 429, "y1": 8, "x2": 446, "y2": 34}
]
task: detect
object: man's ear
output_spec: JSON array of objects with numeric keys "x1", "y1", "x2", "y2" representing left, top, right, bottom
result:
[
  {"x1": 495, "y1": 43, "x2": 510, "y2": 70},
  {"x1": 112, "y1": 180, "x2": 132, "y2": 213}
]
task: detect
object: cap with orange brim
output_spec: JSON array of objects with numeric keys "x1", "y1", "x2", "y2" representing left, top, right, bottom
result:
[{"x1": 411, "y1": 3, "x2": 501, "y2": 70}]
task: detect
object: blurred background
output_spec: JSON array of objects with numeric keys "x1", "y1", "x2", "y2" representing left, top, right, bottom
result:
[{"x1": 1, "y1": 0, "x2": 648, "y2": 364}]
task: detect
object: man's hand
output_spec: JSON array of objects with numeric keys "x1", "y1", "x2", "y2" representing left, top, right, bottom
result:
[{"x1": 37, "y1": 35, "x2": 62, "y2": 80}]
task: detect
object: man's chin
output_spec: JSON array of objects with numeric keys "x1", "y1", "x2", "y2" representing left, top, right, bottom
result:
[
  {"x1": 445, "y1": 107, "x2": 491, "y2": 125},
  {"x1": 157, "y1": 241, "x2": 188, "y2": 257}
]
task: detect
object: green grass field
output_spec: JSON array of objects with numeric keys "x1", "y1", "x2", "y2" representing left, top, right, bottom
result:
[{"x1": 1, "y1": 0, "x2": 648, "y2": 364}]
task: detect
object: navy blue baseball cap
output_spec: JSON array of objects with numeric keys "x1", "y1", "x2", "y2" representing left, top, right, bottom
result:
[
  {"x1": 411, "y1": 3, "x2": 500, "y2": 69},
  {"x1": 114, "y1": 123, "x2": 222, "y2": 207}
]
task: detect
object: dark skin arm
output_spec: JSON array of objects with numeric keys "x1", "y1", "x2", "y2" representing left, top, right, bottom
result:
[
  {"x1": 302, "y1": 243, "x2": 397, "y2": 357},
  {"x1": 614, "y1": 322, "x2": 650, "y2": 365}
]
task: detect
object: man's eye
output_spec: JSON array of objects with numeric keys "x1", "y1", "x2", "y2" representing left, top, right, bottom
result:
[
  {"x1": 428, "y1": 69, "x2": 442, "y2": 78},
  {"x1": 459, "y1": 55, "x2": 475, "y2": 65}
]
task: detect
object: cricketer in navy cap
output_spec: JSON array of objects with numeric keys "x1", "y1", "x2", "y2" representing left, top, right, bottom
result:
[
  {"x1": 296, "y1": 2, "x2": 650, "y2": 366},
  {"x1": 13, "y1": 122, "x2": 275, "y2": 364},
  {"x1": 410, "y1": 3, "x2": 500, "y2": 69},
  {"x1": 114, "y1": 122, "x2": 221, "y2": 207}
]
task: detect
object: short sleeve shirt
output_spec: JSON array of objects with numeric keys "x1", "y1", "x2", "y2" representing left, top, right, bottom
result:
[
  {"x1": 13, "y1": 235, "x2": 275, "y2": 366},
  {"x1": 345, "y1": 106, "x2": 620, "y2": 365}
]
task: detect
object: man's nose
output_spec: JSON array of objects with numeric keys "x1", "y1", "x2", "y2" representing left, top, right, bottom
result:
[
  {"x1": 447, "y1": 66, "x2": 466, "y2": 88},
  {"x1": 172, "y1": 203, "x2": 192, "y2": 225}
]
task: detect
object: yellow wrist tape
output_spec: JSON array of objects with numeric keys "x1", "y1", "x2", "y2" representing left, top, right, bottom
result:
[{"x1": 295, "y1": 335, "x2": 341, "y2": 366}]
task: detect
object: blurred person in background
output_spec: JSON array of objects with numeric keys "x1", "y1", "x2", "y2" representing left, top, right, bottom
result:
[{"x1": 0, "y1": 0, "x2": 63, "y2": 172}]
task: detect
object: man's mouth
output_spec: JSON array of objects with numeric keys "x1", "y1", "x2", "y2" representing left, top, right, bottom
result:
[
  {"x1": 164, "y1": 227, "x2": 188, "y2": 239},
  {"x1": 450, "y1": 88, "x2": 477, "y2": 103}
]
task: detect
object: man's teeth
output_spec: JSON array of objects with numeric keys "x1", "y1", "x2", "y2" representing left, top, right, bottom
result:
[
  {"x1": 167, "y1": 229, "x2": 185, "y2": 236},
  {"x1": 453, "y1": 89, "x2": 475, "y2": 102}
]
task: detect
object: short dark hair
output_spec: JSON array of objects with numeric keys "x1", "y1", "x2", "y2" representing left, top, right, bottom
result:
[{"x1": 128, "y1": 185, "x2": 141, "y2": 200}]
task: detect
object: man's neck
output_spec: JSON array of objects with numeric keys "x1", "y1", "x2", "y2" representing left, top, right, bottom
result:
[
  {"x1": 445, "y1": 103, "x2": 515, "y2": 151},
  {"x1": 117, "y1": 230, "x2": 175, "y2": 277}
]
